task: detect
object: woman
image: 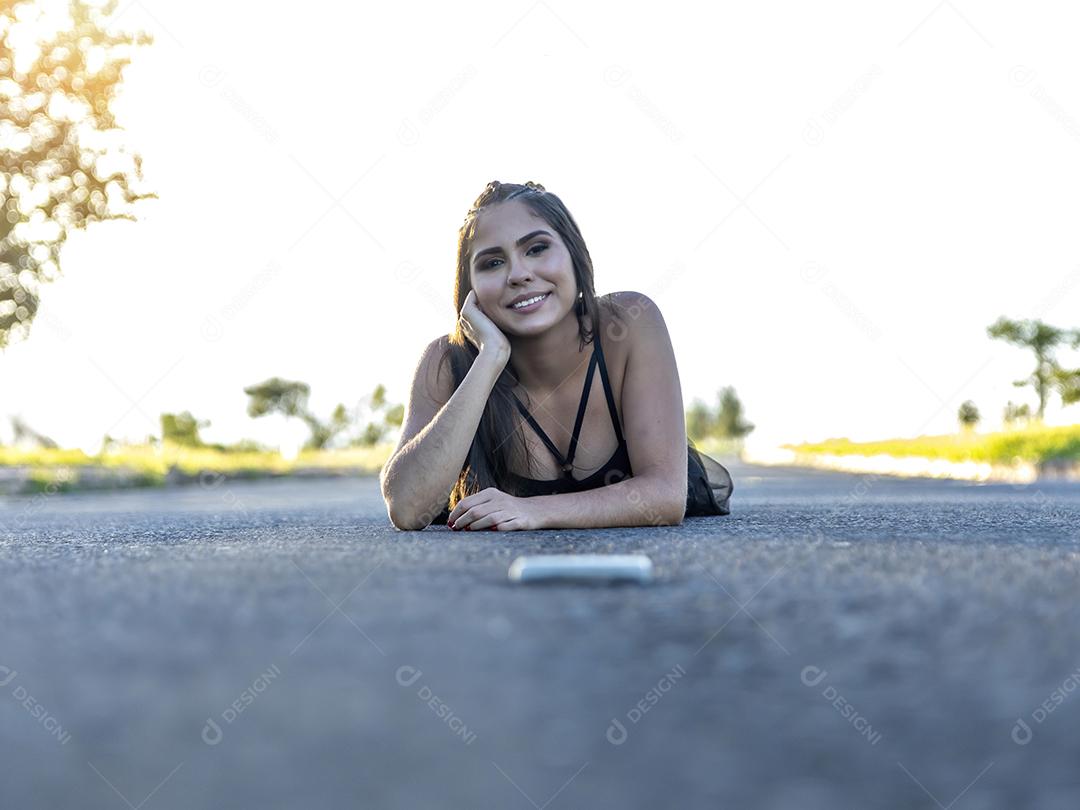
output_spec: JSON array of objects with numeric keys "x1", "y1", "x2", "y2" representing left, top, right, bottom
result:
[{"x1": 380, "y1": 180, "x2": 732, "y2": 531}]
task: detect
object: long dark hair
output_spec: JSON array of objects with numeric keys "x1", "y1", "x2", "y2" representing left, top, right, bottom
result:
[{"x1": 437, "y1": 180, "x2": 625, "y2": 512}]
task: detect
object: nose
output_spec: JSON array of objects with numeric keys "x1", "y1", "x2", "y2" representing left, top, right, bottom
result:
[{"x1": 506, "y1": 254, "x2": 534, "y2": 286}]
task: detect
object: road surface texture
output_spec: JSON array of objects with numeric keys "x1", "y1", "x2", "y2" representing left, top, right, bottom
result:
[{"x1": 2, "y1": 461, "x2": 1079, "y2": 809}]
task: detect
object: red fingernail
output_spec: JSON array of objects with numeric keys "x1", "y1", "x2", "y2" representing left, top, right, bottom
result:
[
  {"x1": 489, "y1": 526, "x2": 497, "y2": 531},
  {"x1": 448, "y1": 520, "x2": 455, "y2": 529}
]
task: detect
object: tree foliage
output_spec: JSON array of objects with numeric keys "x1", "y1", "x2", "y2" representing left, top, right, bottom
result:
[
  {"x1": 244, "y1": 377, "x2": 312, "y2": 420},
  {"x1": 10, "y1": 414, "x2": 56, "y2": 447},
  {"x1": 351, "y1": 383, "x2": 405, "y2": 447},
  {"x1": 243, "y1": 377, "x2": 352, "y2": 451},
  {"x1": 686, "y1": 386, "x2": 754, "y2": 441},
  {"x1": 160, "y1": 410, "x2": 208, "y2": 447},
  {"x1": 1003, "y1": 400, "x2": 1031, "y2": 428},
  {"x1": 957, "y1": 400, "x2": 979, "y2": 430},
  {"x1": 987, "y1": 316, "x2": 1080, "y2": 420},
  {"x1": 1, "y1": 0, "x2": 153, "y2": 347}
]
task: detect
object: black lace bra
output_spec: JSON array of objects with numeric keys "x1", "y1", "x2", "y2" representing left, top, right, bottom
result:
[{"x1": 505, "y1": 328, "x2": 632, "y2": 495}]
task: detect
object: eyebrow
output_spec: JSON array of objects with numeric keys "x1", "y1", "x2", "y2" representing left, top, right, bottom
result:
[{"x1": 472, "y1": 230, "x2": 552, "y2": 265}]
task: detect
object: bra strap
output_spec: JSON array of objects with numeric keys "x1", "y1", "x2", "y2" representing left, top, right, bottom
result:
[
  {"x1": 565, "y1": 347, "x2": 598, "y2": 468},
  {"x1": 593, "y1": 331, "x2": 626, "y2": 446},
  {"x1": 511, "y1": 396, "x2": 568, "y2": 469}
]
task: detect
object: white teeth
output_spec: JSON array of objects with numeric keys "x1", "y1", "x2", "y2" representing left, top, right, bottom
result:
[{"x1": 512, "y1": 293, "x2": 548, "y2": 309}]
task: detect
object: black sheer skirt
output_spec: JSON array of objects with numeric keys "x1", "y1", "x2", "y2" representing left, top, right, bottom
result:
[
  {"x1": 686, "y1": 438, "x2": 733, "y2": 517},
  {"x1": 427, "y1": 439, "x2": 732, "y2": 525}
]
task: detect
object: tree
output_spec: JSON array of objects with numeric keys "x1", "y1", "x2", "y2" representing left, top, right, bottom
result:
[
  {"x1": 957, "y1": 400, "x2": 980, "y2": 431},
  {"x1": 1003, "y1": 400, "x2": 1031, "y2": 428},
  {"x1": 356, "y1": 384, "x2": 385, "y2": 446},
  {"x1": 243, "y1": 377, "x2": 350, "y2": 451},
  {"x1": 308, "y1": 401, "x2": 351, "y2": 450},
  {"x1": 685, "y1": 399, "x2": 715, "y2": 442},
  {"x1": 244, "y1": 377, "x2": 311, "y2": 420},
  {"x1": 1, "y1": 1, "x2": 154, "y2": 347},
  {"x1": 684, "y1": 386, "x2": 754, "y2": 441},
  {"x1": 10, "y1": 415, "x2": 57, "y2": 447},
  {"x1": 987, "y1": 317, "x2": 1080, "y2": 421},
  {"x1": 715, "y1": 386, "x2": 754, "y2": 439},
  {"x1": 160, "y1": 411, "x2": 209, "y2": 447},
  {"x1": 350, "y1": 384, "x2": 405, "y2": 447}
]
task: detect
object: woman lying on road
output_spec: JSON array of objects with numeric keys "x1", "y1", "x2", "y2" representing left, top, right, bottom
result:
[{"x1": 379, "y1": 180, "x2": 732, "y2": 531}]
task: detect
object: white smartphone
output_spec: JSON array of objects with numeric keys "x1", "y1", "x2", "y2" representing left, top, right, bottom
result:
[{"x1": 508, "y1": 554, "x2": 653, "y2": 584}]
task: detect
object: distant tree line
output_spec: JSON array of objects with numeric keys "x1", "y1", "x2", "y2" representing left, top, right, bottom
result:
[
  {"x1": 685, "y1": 386, "x2": 754, "y2": 443},
  {"x1": 956, "y1": 316, "x2": 1080, "y2": 431},
  {"x1": 152, "y1": 378, "x2": 404, "y2": 452},
  {"x1": 6, "y1": 377, "x2": 754, "y2": 454}
]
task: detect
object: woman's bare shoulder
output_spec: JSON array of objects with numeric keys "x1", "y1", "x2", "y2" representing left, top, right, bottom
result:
[
  {"x1": 598, "y1": 291, "x2": 662, "y2": 330},
  {"x1": 427, "y1": 333, "x2": 453, "y2": 353},
  {"x1": 599, "y1": 290, "x2": 657, "y2": 311}
]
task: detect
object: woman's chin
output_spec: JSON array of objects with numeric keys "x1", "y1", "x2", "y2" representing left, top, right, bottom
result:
[
  {"x1": 499, "y1": 298, "x2": 571, "y2": 335},
  {"x1": 502, "y1": 310, "x2": 552, "y2": 332},
  {"x1": 503, "y1": 320, "x2": 547, "y2": 337}
]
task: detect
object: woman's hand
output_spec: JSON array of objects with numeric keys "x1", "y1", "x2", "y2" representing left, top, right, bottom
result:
[
  {"x1": 447, "y1": 487, "x2": 543, "y2": 531},
  {"x1": 458, "y1": 289, "x2": 511, "y2": 360}
]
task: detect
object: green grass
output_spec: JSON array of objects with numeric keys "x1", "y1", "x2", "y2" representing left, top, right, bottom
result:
[
  {"x1": 785, "y1": 423, "x2": 1080, "y2": 465},
  {"x1": 0, "y1": 441, "x2": 396, "y2": 491},
  {"x1": 691, "y1": 435, "x2": 746, "y2": 458},
  {"x1": 2, "y1": 434, "x2": 745, "y2": 493}
]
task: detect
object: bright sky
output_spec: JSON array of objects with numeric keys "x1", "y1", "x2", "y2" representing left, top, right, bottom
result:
[{"x1": 3, "y1": 1, "x2": 1080, "y2": 454}]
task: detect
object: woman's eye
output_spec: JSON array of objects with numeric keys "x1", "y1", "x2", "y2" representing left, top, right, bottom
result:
[{"x1": 482, "y1": 242, "x2": 549, "y2": 269}]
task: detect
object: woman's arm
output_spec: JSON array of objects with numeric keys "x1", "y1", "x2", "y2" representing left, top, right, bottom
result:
[
  {"x1": 532, "y1": 469, "x2": 687, "y2": 528},
  {"x1": 380, "y1": 338, "x2": 508, "y2": 530}
]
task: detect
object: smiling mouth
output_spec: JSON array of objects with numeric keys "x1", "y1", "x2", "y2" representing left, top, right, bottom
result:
[{"x1": 508, "y1": 292, "x2": 551, "y2": 312}]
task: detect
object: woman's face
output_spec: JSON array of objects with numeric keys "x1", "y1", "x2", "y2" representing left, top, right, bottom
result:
[{"x1": 467, "y1": 199, "x2": 577, "y2": 336}]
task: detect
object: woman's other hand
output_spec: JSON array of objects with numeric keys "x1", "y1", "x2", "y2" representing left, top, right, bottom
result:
[{"x1": 447, "y1": 487, "x2": 543, "y2": 531}]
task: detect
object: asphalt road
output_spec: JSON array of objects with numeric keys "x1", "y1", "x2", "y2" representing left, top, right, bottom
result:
[{"x1": 2, "y1": 461, "x2": 1079, "y2": 809}]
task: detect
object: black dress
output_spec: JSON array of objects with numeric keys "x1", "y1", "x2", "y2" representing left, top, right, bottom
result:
[{"x1": 428, "y1": 329, "x2": 733, "y2": 525}]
